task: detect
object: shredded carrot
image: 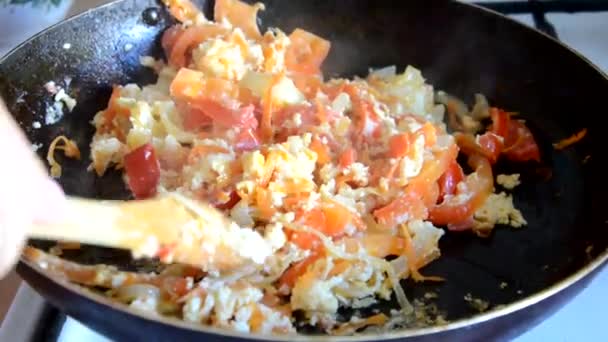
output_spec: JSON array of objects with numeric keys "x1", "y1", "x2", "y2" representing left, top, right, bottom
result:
[
  {"x1": 261, "y1": 73, "x2": 284, "y2": 142},
  {"x1": 255, "y1": 187, "x2": 276, "y2": 220},
  {"x1": 259, "y1": 151, "x2": 281, "y2": 186},
  {"x1": 47, "y1": 135, "x2": 81, "y2": 178},
  {"x1": 553, "y1": 128, "x2": 587, "y2": 150},
  {"x1": 400, "y1": 224, "x2": 443, "y2": 282},
  {"x1": 315, "y1": 97, "x2": 328, "y2": 123},
  {"x1": 331, "y1": 313, "x2": 388, "y2": 336},
  {"x1": 419, "y1": 122, "x2": 438, "y2": 147},
  {"x1": 310, "y1": 136, "x2": 331, "y2": 165},
  {"x1": 99, "y1": 86, "x2": 130, "y2": 139}
]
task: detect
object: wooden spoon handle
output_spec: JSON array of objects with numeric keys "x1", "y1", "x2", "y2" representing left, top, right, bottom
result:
[
  {"x1": 28, "y1": 197, "x2": 127, "y2": 249},
  {"x1": 27, "y1": 196, "x2": 198, "y2": 255},
  {"x1": 27, "y1": 195, "x2": 260, "y2": 272}
]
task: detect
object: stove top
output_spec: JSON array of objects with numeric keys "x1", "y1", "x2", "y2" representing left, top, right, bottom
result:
[{"x1": 0, "y1": 1, "x2": 607, "y2": 341}]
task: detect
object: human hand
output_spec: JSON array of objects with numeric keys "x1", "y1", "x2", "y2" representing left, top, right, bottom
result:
[{"x1": 0, "y1": 99, "x2": 66, "y2": 278}]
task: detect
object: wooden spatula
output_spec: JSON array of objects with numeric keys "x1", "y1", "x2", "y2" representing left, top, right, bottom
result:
[{"x1": 27, "y1": 194, "x2": 272, "y2": 272}]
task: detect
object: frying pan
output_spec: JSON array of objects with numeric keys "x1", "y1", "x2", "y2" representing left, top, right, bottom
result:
[{"x1": 1, "y1": 0, "x2": 607, "y2": 341}]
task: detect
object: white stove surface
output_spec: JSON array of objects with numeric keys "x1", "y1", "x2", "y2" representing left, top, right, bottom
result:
[{"x1": 0, "y1": 1, "x2": 607, "y2": 341}]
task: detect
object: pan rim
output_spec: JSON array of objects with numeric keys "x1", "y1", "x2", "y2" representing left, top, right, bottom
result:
[
  {"x1": 9, "y1": 0, "x2": 608, "y2": 340},
  {"x1": 19, "y1": 249, "x2": 608, "y2": 341}
]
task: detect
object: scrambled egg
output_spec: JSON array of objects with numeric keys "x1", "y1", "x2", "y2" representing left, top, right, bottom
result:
[
  {"x1": 474, "y1": 192, "x2": 527, "y2": 231},
  {"x1": 496, "y1": 173, "x2": 521, "y2": 189}
]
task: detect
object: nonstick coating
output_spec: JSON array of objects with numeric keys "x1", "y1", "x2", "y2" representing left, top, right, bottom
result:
[{"x1": 1, "y1": 0, "x2": 608, "y2": 341}]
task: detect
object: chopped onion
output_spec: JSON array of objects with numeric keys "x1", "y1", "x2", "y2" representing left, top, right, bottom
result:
[
  {"x1": 470, "y1": 93, "x2": 490, "y2": 120},
  {"x1": 116, "y1": 284, "x2": 160, "y2": 302}
]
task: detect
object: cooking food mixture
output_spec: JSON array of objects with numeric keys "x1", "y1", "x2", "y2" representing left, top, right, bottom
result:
[{"x1": 29, "y1": 0, "x2": 543, "y2": 335}]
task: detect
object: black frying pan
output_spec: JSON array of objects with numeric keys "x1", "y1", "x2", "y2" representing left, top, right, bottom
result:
[{"x1": 1, "y1": 0, "x2": 607, "y2": 341}]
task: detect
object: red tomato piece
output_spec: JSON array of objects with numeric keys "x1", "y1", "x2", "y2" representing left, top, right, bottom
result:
[
  {"x1": 234, "y1": 128, "x2": 261, "y2": 152},
  {"x1": 429, "y1": 155, "x2": 493, "y2": 226},
  {"x1": 124, "y1": 143, "x2": 161, "y2": 199},
  {"x1": 455, "y1": 132, "x2": 503, "y2": 164},
  {"x1": 503, "y1": 120, "x2": 541, "y2": 162},
  {"x1": 388, "y1": 133, "x2": 411, "y2": 158},
  {"x1": 339, "y1": 148, "x2": 357, "y2": 168},
  {"x1": 214, "y1": 190, "x2": 241, "y2": 210},
  {"x1": 490, "y1": 107, "x2": 510, "y2": 138},
  {"x1": 477, "y1": 132, "x2": 504, "y2": 163},
  {"x1": 437, "y1": 160, "x2": 465, "y2": 202},
  {"x1": 190, "y1": 100, "x2": 258, "y2": 129}
]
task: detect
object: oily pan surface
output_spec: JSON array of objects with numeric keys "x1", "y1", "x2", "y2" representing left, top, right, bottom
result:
[{"x1": 0, "y1": 0, "x2": 606, "y2": 330}]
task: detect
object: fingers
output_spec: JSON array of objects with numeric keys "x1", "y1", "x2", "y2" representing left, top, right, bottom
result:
[{"x1": 0, "y1": 99, "x2": 66, "y2": 278}]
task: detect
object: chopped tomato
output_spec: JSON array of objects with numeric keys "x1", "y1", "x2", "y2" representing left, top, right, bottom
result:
[
  {"x1": 278, "y1": 250, "x2": 323, "y2": 289},
  {"x1": 289, "y1": 203, "x2": 362, "y2": 250},
  {"x1": 323, "y1": 203, "x2": 357, "y2": 236},
  {"x1": 168, "y1": 25, "x2": 229, "y2": 68},
  {"x1": 291, "y1": 73, "x2": 323, "y2": 99},
  {"x1": 339, "y1": 148, "x2": 357, "y2": 168},
  {"x1": 214, "y1": 0, "x2": 263, "y2": 40},
  {"x1": 429, "y1": 154, "x2": 493, "y2": 226},
  {"x1": 503, "y1": 120, "x2": 541, "y2": 162},
  {"x1": 455, "y1": 132, "x2": 503, "y2": 164},
  {"x1": 234, "y1": 128, "x2": 260, "y2": 152},
  {"x1": 214, "y1": 190, "x2": 240, "y2": 210},
  {"x1": 437, "y1": 160, "x2": 465, "y2": 202},
  {"x1": 409, "y1": 143, "x2": 459, "y2": 188},
  {"x1": 285, "y1": 29, "x2": 331, "y2": 75},
  {"x1": 374, "y1": 189, "x2": 428, "y2": 228},
  {"x1": 489, "y1": 107, "x2": 540, "y2": 162},
  {"x1": 356, "y1": 99, "x2": 380, "y2": 138},
  {"x1": 191, "y1": 100, "x2": 258, "y2": 129},
  {"x1": 161, "y1": 25, "x2": 184, "y2": 58},
  {"x1": 124, "y1": 143, "x2": 161, "y2": 199},
  {"x1": 286, "y1": 230, "x2": 319, "y2": 250},
  {"x1": 388, "y1": 133, "x2": 412, "y2": 158},
  {"x1": 477, "y1": 132, "x2": 504, "y2": 163},
  {"x1": 100, "y1": 86, "x2": 130, "y2": 136},
  {"x1": 156, "y1": 243, "x2": 177, "y2": 260},
  {"x1": 178, "y1": 103, "x2": 213, "y2": 131},
  {"x1": 162, "y1": 0, "x2": 201, "y2": 23},
  {"x1": 490, "y1": 107, "x2": 510, "y2": 138}
]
